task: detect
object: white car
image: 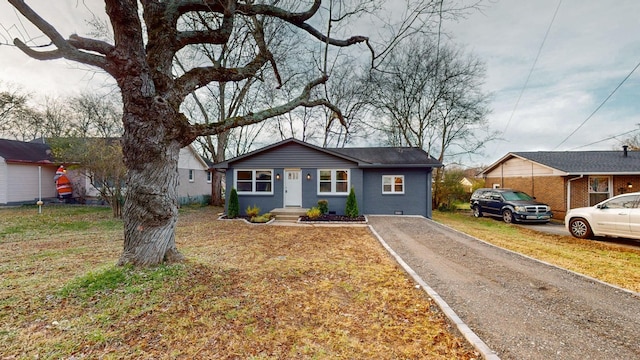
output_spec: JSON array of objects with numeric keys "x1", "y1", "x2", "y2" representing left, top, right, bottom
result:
[{"x1": 565, "y1": 192, "x2": 640, "y2": 240}]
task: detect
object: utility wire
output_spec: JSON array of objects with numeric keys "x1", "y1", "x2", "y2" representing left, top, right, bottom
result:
[
  {"x1": 553, "y1": 59, "x2": 640, "y2": 150},
  {"x1": 568, "y1": 127, "x2": 640, "y2": 150},
  {"x1": 502, "y1": 0, "x2": 563, "y2": 135}
]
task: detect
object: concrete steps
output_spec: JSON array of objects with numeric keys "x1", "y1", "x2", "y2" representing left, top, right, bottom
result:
[{"x1": 270, "y1": 207, "x2": 308, "y2": 223}]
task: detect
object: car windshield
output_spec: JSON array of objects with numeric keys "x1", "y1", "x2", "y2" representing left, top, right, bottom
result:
[{"x1": 501, "y1": 191, "x2": 533, "y2": 201}]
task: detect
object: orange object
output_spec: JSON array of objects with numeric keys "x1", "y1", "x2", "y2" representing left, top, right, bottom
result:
[{"x1": 55, "y1": 166, "x2": 73, "y2": 198}]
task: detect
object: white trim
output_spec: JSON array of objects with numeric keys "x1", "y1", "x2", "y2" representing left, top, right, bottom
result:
[
  {"x1": 234, "y1": 169, "x2": 274, "y2": 195},
  {"x1": 317, "y1": 169, "x2": 350, "y2": 195},
  {"x1": 382, "y1": 175, "x2": 405, "y2": 194}
]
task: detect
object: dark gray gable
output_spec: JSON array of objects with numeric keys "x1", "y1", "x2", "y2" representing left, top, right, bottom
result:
[
  {"x1": 0, "y1": 138, "x2": 54, "y2": 164},
  {"x1": 513, "y1": 150, "x2": 640, "y2": 174},
  {"x1": 214, "y1": 138, "x2": 359, "y2": 169}
]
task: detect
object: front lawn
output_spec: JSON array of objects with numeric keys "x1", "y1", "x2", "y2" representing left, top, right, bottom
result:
[{"x1": 0, "y1": 205, "x2": 476, "y2": 359}]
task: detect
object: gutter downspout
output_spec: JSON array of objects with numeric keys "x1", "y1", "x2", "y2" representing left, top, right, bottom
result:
[{"x1": 567, "y1": 175, "x2": 584, "y2": 213}]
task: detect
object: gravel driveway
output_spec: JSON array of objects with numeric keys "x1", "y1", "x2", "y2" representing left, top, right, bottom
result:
[{"x1": 367, "y1": 216, "x2": 640, "y2": 360}]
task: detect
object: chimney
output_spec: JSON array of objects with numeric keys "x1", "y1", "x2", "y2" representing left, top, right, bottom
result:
[{"x1": 623, "y1": 145, "x2": 628, "y2": 157}]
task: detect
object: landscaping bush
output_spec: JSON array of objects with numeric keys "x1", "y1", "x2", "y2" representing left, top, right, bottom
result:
[
  {"x1": 251, "y1": 213, "x2": 273, "y2": 223},
  {"x1": 306, "y1": 207, "x2": 322, "y2": 219},
  {"x1": 228, "y1": 188, "x2": 239, "y2": 218},
  {"x1": 246, "y1": 204, "x2": 260, "y2": 217},
  {"x1": 317, "y1": 199, "x2": 329, "y2": 214},
  {"x1": 345, "y1": 187, "x2": 359, "y2": 218}
]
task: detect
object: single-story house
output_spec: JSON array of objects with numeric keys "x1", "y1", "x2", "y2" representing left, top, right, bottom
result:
[
  {"x1": 478, "y1": 146, "x2": 640, "y2": 219},
  {"x1": 176, "y1": 145, "x2": 212, "y2": 205},
  {"x1": 0, "y1": 138, "x2": 57, "y2": 205},
  {"x1": 212, "y1": 138, "x2": 442, "y2": 217},
  {"x1": 0, "y1": 138, "x2": 211, "y2": 205}
]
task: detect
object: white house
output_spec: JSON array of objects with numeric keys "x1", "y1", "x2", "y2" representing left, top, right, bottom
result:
[
  {"x1": 0, "y1": 138, "x2": 58, "y2": 205},
  {"x1": 0, "y1": 138, "x2": 212, "y2": 205}
]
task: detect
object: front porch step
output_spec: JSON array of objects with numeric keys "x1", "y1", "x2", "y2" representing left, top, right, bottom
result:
[{"x1": 270, "y1": 207, "x2": 308, "y2": 222}]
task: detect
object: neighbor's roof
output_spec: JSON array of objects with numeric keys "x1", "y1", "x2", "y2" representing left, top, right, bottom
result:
[
  {"x1": 213, "y1": 138, "x2": 442, "y2": 168},
  {"x1": 0, "y1": 138, "x2": 55, "y2": 164},
  {"x1": 483, "y1": 150, "x2": 640, "y2": 175}
]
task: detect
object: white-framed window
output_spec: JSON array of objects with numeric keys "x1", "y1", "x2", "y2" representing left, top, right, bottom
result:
[
  {"x1": 318, "y1": 169, "x2": 349, "y2": 194},
  {"x1": 206, "y1": 171, "x2": 212, "y2": 183},
  {"x1": 235, "y1": 169, "x2": 273, "y2": 194},
  {"x1": 589, "y1": 176, "x2": 611, "y2": 205},
  {"x1": 382, "y1": 175, "x2": 404, "y2": 194},
  {"x1": 188, "y1": 169, "x2": 195, "y2": 182}
]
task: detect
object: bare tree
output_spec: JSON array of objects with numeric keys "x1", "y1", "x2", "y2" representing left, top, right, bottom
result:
[
  {"x1": 0, "y1": 83, "x2": 28, "y2": 134},
  {"x1": 4, "y1": 0, "x2": 373, "y2": 266},
  {"x1": 68, "y1": 92, "x2": 123, "y2": 138},
  {"x1": 2, "y1": 95, "x2": 72, "y2": 141},
  {"x1": 368, "y1": 37, "x2": 496, "y2": 207}
]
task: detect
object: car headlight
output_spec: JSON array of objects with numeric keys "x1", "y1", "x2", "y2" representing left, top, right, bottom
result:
[{"x1": 514, "y1": 206, "x2": 526, "y2": 212}]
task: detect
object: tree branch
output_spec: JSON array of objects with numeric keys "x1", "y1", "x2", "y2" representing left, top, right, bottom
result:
[
  {"x1": 8, "y1": 0, "x2": 108, "y2": 69},
  {"x1": 188, "y1": 75, "x2": 345, "y2": 139}
]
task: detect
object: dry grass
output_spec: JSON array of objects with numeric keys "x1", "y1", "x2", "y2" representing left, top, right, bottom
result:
[
  {"x1": 1, "y1": 205, "x2": 477, "y2": 359},
  {"x1": 433, "y1": 210, "x2": 640, "y2": 293}
]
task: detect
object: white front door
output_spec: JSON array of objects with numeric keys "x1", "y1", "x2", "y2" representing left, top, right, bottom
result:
[{"x1": 284, "y1": 170, "x2": 302, "y2": 207}]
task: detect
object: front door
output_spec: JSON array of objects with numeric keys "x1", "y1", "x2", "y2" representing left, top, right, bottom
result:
[{"x1": 284, "y1": 170, "x2": 302, "y2": 207}]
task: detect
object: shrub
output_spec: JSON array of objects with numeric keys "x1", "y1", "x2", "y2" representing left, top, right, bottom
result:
[
  {"x1": 246, "y1": 204, "x2": 260, "y2": 217},
  {"x1": 317, "y1": 199, "x2": 329, "y2": 214},
  {"x1": 251, "y1": 213, "x2": 273, "y2": 223},
  {"x1": 306, "y1": 207, "x2": 322, "y2": 219},
  {"x1": 345, "y1": 187, "x2": 359, "y2": 218},
  {"x1": 228, "y1": 188, "x2": 239, "y2": 218}
]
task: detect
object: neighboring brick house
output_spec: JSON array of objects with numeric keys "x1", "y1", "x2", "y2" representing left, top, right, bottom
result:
[{"x1": 478, "y1": 147, "x2": 640, "y2": 220}]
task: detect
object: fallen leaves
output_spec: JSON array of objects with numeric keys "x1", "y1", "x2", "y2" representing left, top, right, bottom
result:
[{"x1": 1, "y1": 206, "x2": 477, "y2": 359}]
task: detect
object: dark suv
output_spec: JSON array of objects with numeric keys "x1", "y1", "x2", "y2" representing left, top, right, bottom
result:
[{"x1": 470, "y1": 188, "x2": 552, "y2": 223}]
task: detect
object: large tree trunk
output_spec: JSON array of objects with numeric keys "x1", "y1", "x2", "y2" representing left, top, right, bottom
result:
[{"x1": 117, "y1": 95, "x2": 185, "y2": 266}]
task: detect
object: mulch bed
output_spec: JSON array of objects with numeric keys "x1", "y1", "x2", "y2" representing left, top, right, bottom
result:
[{"x1": 299, "y1": 214, "x2": 366, "y2": 222}]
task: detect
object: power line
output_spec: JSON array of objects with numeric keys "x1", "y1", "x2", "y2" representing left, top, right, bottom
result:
[
  {"x1": 553, "y1": 59, "x2": 640, "y2": 150},
  {"x1": 568, "y1": 127, "x2": 640, "y2": 150},
  {"x1": 502, "y1": 0, "x2": 563, "y2": 135}
]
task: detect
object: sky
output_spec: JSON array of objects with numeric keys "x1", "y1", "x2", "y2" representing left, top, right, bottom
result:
[
  {"x1": 1, "y1": 1, "x2": 639, "y2": 166},
  {"x1": 443, "y1": 0, "x2": 640, "y2": 165}
]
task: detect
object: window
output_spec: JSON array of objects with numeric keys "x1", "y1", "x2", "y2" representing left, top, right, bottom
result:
[
  {"x1": 589, "y1": 176, "x2": 610, "y2": 205},
  {"x1": 600, "y1": 194, "x2": 639, "y2": 209},
  {"x1": 318, "y1": 169, "x2": 349, "y2": 194},
  {"x1": 235, "y1": 169, "x2": 273, "y2": 194},
  {"x1": 188, "y1": 169, "x2": 195, "y2": 182},
  {"x1": 382, "y1": 175, "x2": 404, "y2": 194},
  {"x1": 206, "y1": 171, "x2": 212, "y2": 183}
]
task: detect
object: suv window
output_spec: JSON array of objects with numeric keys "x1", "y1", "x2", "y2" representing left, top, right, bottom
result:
[
  {"x1": 599, "y1": 194, "x2": 639, "y2": 209},
  {"x1": 502, "y1": 191, "x2": 533, "y2": 201}
]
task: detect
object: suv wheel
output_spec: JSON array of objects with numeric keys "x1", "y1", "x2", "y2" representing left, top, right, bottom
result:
[
  {"x1": 473, "y1": 205, "x2": 482, "y2": 218},
  {"x1": 502, "y1": 209, "x2": 514, "y2": 223},
  {"x1": 569, "y1": 218, "x2": 593, "y2": 239}
]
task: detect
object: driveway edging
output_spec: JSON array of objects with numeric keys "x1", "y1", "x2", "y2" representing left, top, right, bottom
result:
[{"x1": 368, "y1": 222, "x2": 501, "y2": 360}]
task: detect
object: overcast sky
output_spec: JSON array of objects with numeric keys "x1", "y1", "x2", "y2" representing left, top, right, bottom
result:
[
  {"x1": 1, "y1": 1, "x2": 639, "y2": 166},
  {"x1": 443, "y1": 0, "x2": 640, "y2": 165}
]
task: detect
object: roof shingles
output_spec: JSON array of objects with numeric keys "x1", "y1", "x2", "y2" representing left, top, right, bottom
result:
[
  {"x1": 513, "y1": 150, "x2": 640, "y2": 174},
  {"x1": 0, "y1": 138, "x2": 54, "y2": 164}
]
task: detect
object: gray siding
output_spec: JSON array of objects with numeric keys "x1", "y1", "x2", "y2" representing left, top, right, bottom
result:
[
  {"x1": 222, "y1": 141, "x2": 435, "y2": 217},
  {"x1": 304, "y1": 168, "x2": 363, "y2": 215},
  {"x1": 225, "y1": 142, "x2": 361, "y2": 215},
  {"x1": 232, "y1": 142, "x2": 356, "y2": 169},
  {"x1": 361, "y1": 168, "x2": 432, "y2": 217}
]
